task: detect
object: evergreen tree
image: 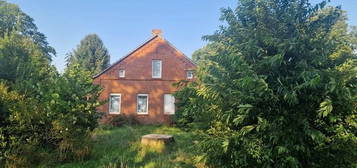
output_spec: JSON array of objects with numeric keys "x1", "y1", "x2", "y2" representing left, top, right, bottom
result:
[
  {"x1": 175, "y1": 0, "x2": 357, "y2": 167},
  {"x1": 66, "y1": 34, "x2": 110, "y2": 75}
]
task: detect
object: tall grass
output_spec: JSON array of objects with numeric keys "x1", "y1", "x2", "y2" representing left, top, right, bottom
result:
[{"x1": 41, "y1": 125, "x2": 205, "y2": 168}]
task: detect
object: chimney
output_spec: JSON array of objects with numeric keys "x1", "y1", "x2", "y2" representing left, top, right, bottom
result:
[{"x1": 152, "y1": 29, "x2": 163, "y2": 36}]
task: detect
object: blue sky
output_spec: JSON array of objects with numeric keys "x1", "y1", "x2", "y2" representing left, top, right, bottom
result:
[{"x1": 7, "y1": 0, "x2": 357, "y2": 72}]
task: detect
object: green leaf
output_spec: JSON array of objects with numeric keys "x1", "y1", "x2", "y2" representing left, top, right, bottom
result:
[
  {"x1": 318, "y1": 98, "x2": 333, "y2": 118},
  {"x1": 222, "y1": 140, "x2": 229, "y2": 153},
  {"x1": 277, "y1": 146, "x2": 289, "y2": 154},
  {"x1": 239, "y1": 125, "x2": 255, "y2": 136}
]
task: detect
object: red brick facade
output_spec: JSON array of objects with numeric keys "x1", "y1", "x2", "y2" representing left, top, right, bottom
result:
[{"x1": 93, "y1": 30, "x2": 196, "y2": 124}]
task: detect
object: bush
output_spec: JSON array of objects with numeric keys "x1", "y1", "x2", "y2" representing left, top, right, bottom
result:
[
  {"x1": 173, "y1": 81, "x2": 212, "y2": 130},
  {"x1": 0, "y1": 83, "x2": 43, "y2": 167},
  {"x1": 0, "y1": 1, "x2": 103, "y2": 166},
  {"x1": 102, "y1": 114, "x2": 140, "y2": 127},
  {"x1": 175, "y1": 0, "x2": 357, "y2": 167},
  {"x1": 44, "y1": 65, "x2": 102, "y2": 161},
  {"x1": 0, "y1": 65, "x2": 103, "y2": 167}
]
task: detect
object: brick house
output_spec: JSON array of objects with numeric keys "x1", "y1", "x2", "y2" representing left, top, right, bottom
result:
[{"x1": 93, "y1": 30, "x2": 196, "y2": 124}]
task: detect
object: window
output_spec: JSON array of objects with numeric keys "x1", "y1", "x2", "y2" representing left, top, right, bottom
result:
[
  {"x1": 152, "y1": 60, "x2": 162, "y2": 78},
  {"x1": 137, "y1": 94, "x2": 148, "y2": 114},
  {"x1": 164, "y1": 94, "x2": 175, "y2": 115},
  {"x1": 109, "y1": 94, "x2": 121, "y2": 114},
  {"x1": 119, "y1": 69, "x2": 125, "y2": 78},
  {"x1": 186, "y1": 70, "x2": 194, "y2": 79}
]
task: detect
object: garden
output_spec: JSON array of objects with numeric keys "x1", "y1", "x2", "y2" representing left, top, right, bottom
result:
[{"x1": 1, "y1": 0, "x2": 356, "y2": 167}]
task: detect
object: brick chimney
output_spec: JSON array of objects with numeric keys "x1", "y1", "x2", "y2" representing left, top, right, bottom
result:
[{"x1": 152, "y1": 29, "x2": 163, "y2": 36}]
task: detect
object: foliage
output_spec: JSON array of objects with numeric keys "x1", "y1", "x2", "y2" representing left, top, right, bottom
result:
[
  {"x1": 0, "y1": 1, "x2": 103, "y2": 166},
  {"x1": 0, "y1": 83, "x2": 41, "y2": 167},
  {"x1": 175, "y1": 0, "x2": 357, "y2": 167},
  {"x1": 66, "y1": 34, "x2": 110, "y2": 76},
  {"x1": 45, "y1": 64, "x2": 103, "y2": 161},
  {"x1": 0, "y1": 23, "x2": 57, "y2": 168},
  {"x1": 0, "y1": 0, "x2": 55, "y2": 60},
  {"x1": 0, "y1": 64, "x2": 103, "y2": 167},
  {"x1": 191, "y1": 42, "x2": 223, "y2": 63},
  {"x1": 0, "y1": 32, "x2": 55, "y2": 87},
  {"x1": 351, "y1": 26, "x2": 357, "y2": 54},
  {"x1": 101, "y1": 114, "x2": 140, "y2": 127},
  {"x1": 173, "y1": 81, "x2": 212, "y2": 130}
]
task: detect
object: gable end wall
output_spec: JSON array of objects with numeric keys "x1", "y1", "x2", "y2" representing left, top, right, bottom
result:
[{"x1": 94, "y1": 36, "x2": 196, "y2": 124}]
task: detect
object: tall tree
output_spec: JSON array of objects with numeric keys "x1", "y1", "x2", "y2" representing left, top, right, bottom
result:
[
  {"x1": 0, "y1": 32, "x2": 55, "y2": 94},
  {"x1": 66, "y1": 34, "x2": 110, "y2": 75},
  {"x1": 351, "y1": 26, "x2": 357, "y2": 54},
  {"x1": 0, "y1": 0, "x2": 55, "y2": 61},
  {"x1": 175, "y1": 0, "x2": 357, "y2": 167},
  {"x1": 0, "y1": 2, "x2": 102, "y2": 166},
  {"x1": 192, "y1": 43, "x2": 221, "y2": 63}
]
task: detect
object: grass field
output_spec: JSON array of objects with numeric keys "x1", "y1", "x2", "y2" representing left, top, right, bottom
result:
[{"x1": 45, "y1": 125, "x2": 204, "y2": 168}]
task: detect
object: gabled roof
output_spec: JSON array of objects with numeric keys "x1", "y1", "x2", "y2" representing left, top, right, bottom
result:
[
  {"x1": 93, "y1": 35, "x2": 158, "y2": 78},
  {"x1": 93, "y1": 34, "x2": 196, "y2": 79}
]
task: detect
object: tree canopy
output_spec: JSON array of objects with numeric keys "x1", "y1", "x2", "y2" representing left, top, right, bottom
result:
[
  {"x1": 191, "y1": 43, "x2": 222, "y2": 63},
  {"x1": 66, "y1": 34, "x2": 110, "y2": 76},
  {"x1": 351, "y1": 26, "x2": 357, "y2": 54},
  {"x1": 0, "y1": 0, "x2": 55, "y2": 60},
  {"x1": 175, "y1": 0, "x2": 357, "y2": 167},
  {"x1": 0, "y1": 1, "x2": 103, "y2": 167}
]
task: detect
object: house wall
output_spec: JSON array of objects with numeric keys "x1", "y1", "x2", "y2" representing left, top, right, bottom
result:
[{"x1": 93, "y1": 36, "x2": 196, "y2": 124}]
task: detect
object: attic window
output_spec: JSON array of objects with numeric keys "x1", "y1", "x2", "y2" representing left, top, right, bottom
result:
[
  {"x1": 186, "y1": 70, "x2": 194, "y2": 79},
  {"x1": 152, "y1": 60, "x2": 162, "y2": 78},
  {"x1": 119, "y1": 69, "x2": 125, "y2": 78}
]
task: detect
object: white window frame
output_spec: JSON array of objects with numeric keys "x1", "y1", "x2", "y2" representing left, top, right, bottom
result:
[
  {"x1": 137, "y1": 94, "x2": 149, "y2": 114},
  {"x1": 152, "y1": 60, "x2": 162, "y2": 78},
  {"x1": 164, "y1": 94, "x2": 175, "y2": 115},
  {"x1": 186, "y1": 70, "x2": 194, "y2": 79},
  {"x1": 108, "y1": 93, "x2": 121, "y2": 114},
  {"x1": 119, "y1": 69, "x2": 125, "y2": 78}
]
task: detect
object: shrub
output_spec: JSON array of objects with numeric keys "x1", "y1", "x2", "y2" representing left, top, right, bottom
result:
[
  {"x1": 0, "y1": 64, "x2": 103, "y2": 166},
  {"x1": 0, "y1": 1, "x2": 103, "y2": 166},
  {"x1": 173, "y1": 81, "x2": 212, "y2": 130},
  {"x1": 102, "y1": 114, "x2": 140, "y2": 127},
  {"x1": 175, "y1": 0, "x2": 357, "y2": 167},
  {"x1": 0, "y1": 83, "x2": 43, "y2": 167},
  {"x1": 44, "y1": 64, "x2": 102, "y2": 161}
]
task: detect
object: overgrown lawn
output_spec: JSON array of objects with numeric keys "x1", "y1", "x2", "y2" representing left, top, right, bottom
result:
[{"x1": 43, "y1": 125, "x2": 204, "y2": 168}]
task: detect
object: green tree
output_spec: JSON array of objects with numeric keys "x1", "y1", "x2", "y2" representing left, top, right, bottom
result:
[
  {"x1": 0, "y1": 32, "x2": 55, "y2": 87},
  {"x1": 43, "y1": 64, "x2": 102, "y2": 162},
  {"x1": 0, "y1": 2, "x2": 103, "y2": 166},
  {"x1": 0, "y1": 0, "x2": 55, "y2": 60},
  {"x1": 0, "y1": 33, "x2": 102, "y2": 166},
  {"x1": 0, "y1": 0, "x2": 56, "y2": 94},
  {"x1": 0, "y1": 64, "x2": 103, "y2": 167},
  {"x1": 351, "y1": 26, "x2": 357, "y2": 54},
  {"x1": 192, "y1": 43, "x2": 221, "y2": 63},
  {"x1": 66, "y1": 34, "x2": 110, "y2": 76},
  {"x1": 175, "y1": 0, "x2": 357, "y2": 167},
  {"x1": 0, "y1": 83, "x2": 39, "y2": 167},
  {"x1": 173, "y1": 81, "x2": 212, "y2": 130}
]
